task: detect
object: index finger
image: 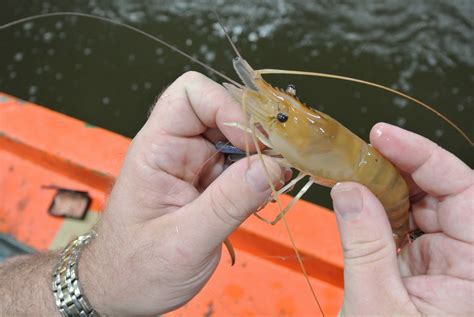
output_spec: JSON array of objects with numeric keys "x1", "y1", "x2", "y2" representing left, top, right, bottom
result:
[
  {"x1": 369, "y1": 123, "x2": 473, "y2": 198},
  {"x1": 144, "y1": 71, "x2": 250, "y2": 149}
]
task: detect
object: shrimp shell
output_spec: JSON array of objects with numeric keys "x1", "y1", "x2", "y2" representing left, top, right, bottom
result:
[{"x1": 226, "y1": 57, "x2": 410, "y2": 246}]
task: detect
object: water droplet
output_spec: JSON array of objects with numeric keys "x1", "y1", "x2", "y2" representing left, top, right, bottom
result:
[
  {"x1": 55, "y1": 73, "x2": 63, "y2": 80},
  {"x1": 83, "y1": 48, "x2": 92, "y2": 55},
  {"x1": 36, "y1": 67, "x2": 43, "y2": 75},
  {"x1": 155, "y1": 48, "x2": 163, "y2": 55},
  {"x1": 427, "y1": 55, "x2": 437, "y2": 66},
  {"x1": 399, "y1": 81, "x2": 411, "y2": 92},
  {"x1": 360, "y1": 106, "x2": 367, "y2": 114},
  {"x1": 131, "y1": 83, "x2": 138, "y2": 91},
  {"x1": 144, "y1": 82, "x2": 152, "y2": 90},
  {"x1": 248, "y1": 32, "x2": 258, "y2": 42},
  {"x1": 394, "y1": 97, "x2": 408, "y2": 109},
  {"x1": 205, "y1": 51, "x2": 216, "y2": 62},
  {"x1": 29, "y1": 86, "x2": 38, "y2": 95},
  {"x1": 185, "y1": 38, "x2": 192, "y2": 46},
  {"x1": 233, "y1": 25, "x2": 243, "y2": 35},
  {"x1": 55, "y1": 21, "x2": 63, "y2": 30},
  {"x1": 419, "y1": 64, "x2": 428, "y2": 72},
  {"x1": 396, "y1": 117, "x2": 407, "y2": 127},
  {"x1": 310, "y1": 49, "x2": 319, "y2": 57},
  {"x1": 129, "y1": 11, "x2": 145, "y2": 23},
  {"x1": 199, "y1": 44, "x2": 208, "y2": 54},
  {"x1": 9, "y1": 71, "x2": 17, "y2": 79},
  {"x1": 23, "y1": 22, "x2": 34, "y2": 31},
  {"x1": 43, "y1": 32, "x2": 54, "y2": 42},
  {"x1": 14, "y1": 52, "x2": 24, "y2": 62},
  {"x1": 346, "y1": 32, "x2": 359, "y2": 41},
  {"x1": 102, "y1": 97, "x2": 110, "y2": 105},
  {"x1": 434, "y1": 129, "x2": 443, "y2": 138},
  {"x1": 128, "y1": 54, "x2": 136, "y2": 62},
  {"x1": 457, "y1": 104, "x2": 464, "y2": 112},
  {"x1": 47, "y1": 48, "x2": 55, "y2": 56}
]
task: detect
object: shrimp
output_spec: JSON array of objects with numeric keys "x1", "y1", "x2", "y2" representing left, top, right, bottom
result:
[
  {"x1": 225, "y1": 57, "x2": 410, "y2": 246},
  {"x1": 1, "y1": 11, "x2": 472, "y2": 317}
]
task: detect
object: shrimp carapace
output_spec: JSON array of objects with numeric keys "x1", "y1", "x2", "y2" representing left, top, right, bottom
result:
[{"x1": 226, "y1": 57, "x2": 410, "y2": 245}]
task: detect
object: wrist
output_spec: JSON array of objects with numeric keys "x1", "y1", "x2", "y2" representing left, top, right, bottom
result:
[
  {"x1": 78, "y1": 226, "x2": 127, "y2": 317},
  {"x1": 78, "y1": 239, "x2": 109, "y2": 315},
  {"x1": 52, "y1": 232, "x2": 102, "y2": 316}
]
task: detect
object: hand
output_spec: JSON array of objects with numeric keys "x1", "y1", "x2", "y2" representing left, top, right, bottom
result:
[
  {"x1": 79, "y1": 72, "x2": 286, "y2": 316},
  {"x1": 331, "y1": 123, "x2": 473, "y2": 316}
]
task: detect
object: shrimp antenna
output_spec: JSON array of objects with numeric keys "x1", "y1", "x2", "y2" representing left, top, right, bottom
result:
[
  {"x1": 258, "y1": 69, "x2": 473, "y2": 146},
  {"x1": 212, "y1": 9, "x2": 253, "y2": 165},
  {"x1": 212, "y1": 9, "x2": 243, "y2": 59},
  {"x1": 0, "y1": 12, "x2": 243, "y2": 89}
]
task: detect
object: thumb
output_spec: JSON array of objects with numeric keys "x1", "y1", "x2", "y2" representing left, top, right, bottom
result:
[
  {"x1": 178, "y1": 155, "x2": 285, "y2": 252},
  {"x1": 331, "y1": 182, "x2": 409, "y2": 314}
]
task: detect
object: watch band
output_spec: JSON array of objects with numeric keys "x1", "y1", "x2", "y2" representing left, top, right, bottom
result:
[{"x1": 52, "y1": 231, "x2": 99, "y2": 317}]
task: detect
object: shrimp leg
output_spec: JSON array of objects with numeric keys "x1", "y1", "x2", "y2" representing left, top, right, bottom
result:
[
  {"x1": 274, "y1": 172, "x2": 305, "y2": 195},
  {"x1": 224, "y1": 122, "x2": 273, "y2": 148},
  {"x1": 255, "y1": 178, "x2": 314, "y2": 225},
  {"x1": 223, "y1": 122, "x2": 252, "y2": 133},
  {"x1": 245, "y1": 90, "x2": 324, "y2": 316}
]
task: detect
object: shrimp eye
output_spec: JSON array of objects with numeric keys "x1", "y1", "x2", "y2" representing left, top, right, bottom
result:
[
  {"x1": 285, "y1": 84, "x2": 296, "y2": 96},
  {"x1": 277, "y1": 112, "x2": 289, "y2": 123}
]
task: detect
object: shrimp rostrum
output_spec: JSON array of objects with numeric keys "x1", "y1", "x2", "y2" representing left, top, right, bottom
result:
[{"x1": 224, "y1": 58, "x2": 409, "y2": 247}]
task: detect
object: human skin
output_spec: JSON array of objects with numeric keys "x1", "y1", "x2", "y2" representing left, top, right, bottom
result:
[
  {"x1": 0, "y1": 72, "x2": 472, "y2": 316},
  {"x1": 331, "y1": 123, "x2": 473, "y2": 316}
]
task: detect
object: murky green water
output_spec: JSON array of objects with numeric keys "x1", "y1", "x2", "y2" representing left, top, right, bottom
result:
[{"x1": 1, "y1": 0, "x2": 472, "y2": 209}]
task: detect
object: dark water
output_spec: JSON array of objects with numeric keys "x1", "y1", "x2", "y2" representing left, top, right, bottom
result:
[{"x1": 1, "y1": 0, "x2": 472, "y2": 209}]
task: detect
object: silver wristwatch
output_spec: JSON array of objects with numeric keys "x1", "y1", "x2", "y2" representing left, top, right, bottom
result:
[{"x1": 52, "y1": 231, "x2": 99, "y2": 317}]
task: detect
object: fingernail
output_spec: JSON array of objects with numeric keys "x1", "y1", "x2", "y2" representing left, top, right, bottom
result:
[
  {"x1": 246, "y1": 160, "x2": 276, "y2": 192},
  {"x1": 374, "y1": 127, "x2": 383, "y2": 138},
  {"x1": 373, "y1": 124, "x2": 391, "y2": 142},
  {"x1": 331, "y1": 184, "x2": 363, "y2": 220},
  {"x1": 283, "y1": 167, "x2": 293, "y2": 182}
]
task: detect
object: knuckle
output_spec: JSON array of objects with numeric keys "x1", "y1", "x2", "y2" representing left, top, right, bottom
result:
[
  {"x1": 208, "y1": 183, "x2": 245, "y2": 227},
  {"x1": 343, "y1": 237, "x2": 393, "y2": 266}
]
